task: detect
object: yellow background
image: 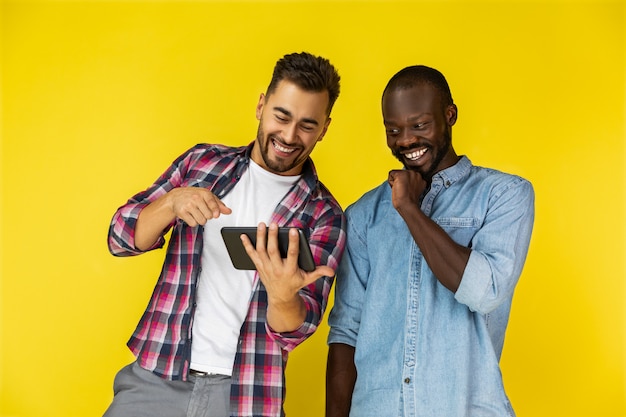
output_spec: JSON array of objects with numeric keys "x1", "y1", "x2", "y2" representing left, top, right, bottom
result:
[{"x1": 1, "y1": 0, "x2": 625, "y2": 416}]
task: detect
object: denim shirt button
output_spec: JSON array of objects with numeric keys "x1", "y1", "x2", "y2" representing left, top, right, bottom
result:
[{"x1": 404, "y1": 378, "x2": 411, "y2": 384}]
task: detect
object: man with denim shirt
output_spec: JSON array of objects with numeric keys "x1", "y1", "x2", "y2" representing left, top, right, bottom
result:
[
  {"x1": 326, "y1": 66, "x2": 534, "y2": 416},
  {"x1": 103, "y1": 52, "x2": 346, "y2": 417}
]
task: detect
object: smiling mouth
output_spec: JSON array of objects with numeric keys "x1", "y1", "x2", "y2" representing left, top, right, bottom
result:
[
  {"x1": 272, "y1": 137, "x2": 297, "y2": 154},
  {"x1": 404, "y1": 147, "x2": 427, "y2": 161}
]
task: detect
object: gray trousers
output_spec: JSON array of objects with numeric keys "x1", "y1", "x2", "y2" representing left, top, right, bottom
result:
[{"x1": 103, "y1": 362, "x2": 231, "y2": 417}]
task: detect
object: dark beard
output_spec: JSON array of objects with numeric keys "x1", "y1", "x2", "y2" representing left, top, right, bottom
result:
[
  {"x1": 255, "y1": 124, "x2": 300, "y2": 174},
  {"x1": 391, "y1": 131, "x2": 451, "y2": 181}
]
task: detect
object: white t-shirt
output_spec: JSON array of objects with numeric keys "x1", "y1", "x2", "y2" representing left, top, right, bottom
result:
[{"x1": 190, "y1": 160, "x2": 300, "y2": 375}]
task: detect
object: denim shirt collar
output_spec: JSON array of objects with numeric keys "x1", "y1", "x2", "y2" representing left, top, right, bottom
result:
[{"x1": 434, "y1": 155, "x2": 472, "y2": 188}]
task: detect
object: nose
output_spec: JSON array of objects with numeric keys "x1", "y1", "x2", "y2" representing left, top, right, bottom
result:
[
  {"x1": 282, "y1": 123, "x2": 298, "y2": 143},
  {"x1": 393, "y1": 128, "x2": 417, "y2": 148}
]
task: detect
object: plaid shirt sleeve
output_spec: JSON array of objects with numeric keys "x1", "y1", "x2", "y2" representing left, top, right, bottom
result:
[
  {"x1": 108, "y1": 144, "x2": 243, "y2": 256},
  {"x1": 107, "y1": 147, "x2": 197, "y2": 256}
]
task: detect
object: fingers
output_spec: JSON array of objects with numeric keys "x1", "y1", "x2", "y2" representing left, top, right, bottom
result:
[
  {"x1": 257, "y1": 222, "x2": 269, "y2": 252},
  {"x1": 242, "y1": 223, "x2": 302, "y2": 275},
  {"x1": 216, "y1": 199, "x2": 233, "y2": 216},
  {"x1": 241, "y1": 224, "x2": 334, "y2": 297},
  {"x1": 255, "y1": 222, "x2": 270, "y2": 264},
  {"x1": 171, "y1": 187, "x2": 231, "y2": 226},
  {"x1": 199, "y1": 191, "x2": 232, "y2": 220},
  {"x1": 240, "y1": 229, "x2": 261, "y2": 267},
  {"x1": 256, "y1": 223, "x2": 299, "y2": 271},
  {"x1": 387, "y1": 170, "x2": 429, "y2": 211},
  {"x1": 240, "y1": 222, "x2": 277, "y2": 270},
  {"x1": 286, "y1": 227, "x2": 300, "y2": 265},
  {"x1": 388, "y1": 169, "x2": 408, "y2": 188}
]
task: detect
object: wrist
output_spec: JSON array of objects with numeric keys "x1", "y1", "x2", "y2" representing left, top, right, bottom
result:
[
  {"x1": 268, "y1": 292, "x2": 302, "y2": 310},
  {"x1": 395, "y1": 199, "x2": 421, "y2": 218},
  {"x1": 266, "y1": 293, "x2": 306, "y2": 333}
]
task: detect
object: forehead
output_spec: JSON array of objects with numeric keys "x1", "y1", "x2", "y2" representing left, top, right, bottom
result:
[
  {"x1": 382, "y1": 83, "x2": 442, "y2": 118},
  {"x1": 266, "y1": 80, "x2": 330, "y2": 120}
]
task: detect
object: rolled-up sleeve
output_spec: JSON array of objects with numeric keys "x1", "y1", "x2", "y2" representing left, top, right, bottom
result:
[
  {"x1": 455, "y1": 178, "x2": 535, "y2": 314},
  {"x1": 107, "y1": 147, "x2": 198, "y2": 257},
  {"x1": 108, "y1": 202, "x2": 166, "y2": 256}
]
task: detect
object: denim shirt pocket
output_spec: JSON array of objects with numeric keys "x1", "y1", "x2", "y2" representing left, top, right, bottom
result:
[{"x1": 433, "y1": 217, "x2": 481, "y2": 247}]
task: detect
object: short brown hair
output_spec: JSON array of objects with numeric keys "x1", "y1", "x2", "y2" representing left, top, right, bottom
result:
[{"x1": 266, "y1": 52, "x2": 341, "y2": 116}]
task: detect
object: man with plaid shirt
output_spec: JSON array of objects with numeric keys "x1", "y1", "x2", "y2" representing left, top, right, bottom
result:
[{"x1": 104, "y1": 52, "x2": 345, "y2": 417}]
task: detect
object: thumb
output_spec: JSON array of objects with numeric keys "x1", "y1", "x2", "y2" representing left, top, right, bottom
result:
[{"x1": 301, "y1": 265, "x2": 335, "y2": 288}]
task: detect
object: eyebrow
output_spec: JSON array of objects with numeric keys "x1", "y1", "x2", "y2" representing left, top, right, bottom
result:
[
  {"x1": 384, "y1": 113, "x2": 430, "y2": 125},
  {"x1": 274, "y1": 106, "x2": 320, "y2": 126}
]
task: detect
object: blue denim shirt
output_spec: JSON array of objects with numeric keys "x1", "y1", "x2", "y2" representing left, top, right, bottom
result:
[{"x1": 327, "y1": 156, "x2": 534, "y2": 417}]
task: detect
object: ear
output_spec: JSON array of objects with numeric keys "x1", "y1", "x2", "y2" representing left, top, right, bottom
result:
[
  {"x1": 446, "y1": 104, "x2": 458, "y2": 126},
  {"x1": 317, "y1": 117, "x2": 332, "y2": 142},
  {"x1": 256, "y1": 93, "x2": 266, "y2": 120}
]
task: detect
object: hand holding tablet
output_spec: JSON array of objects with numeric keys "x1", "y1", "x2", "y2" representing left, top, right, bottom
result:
[{"x1": 221, "y1": 226, "x2": 316, "y2": 272}]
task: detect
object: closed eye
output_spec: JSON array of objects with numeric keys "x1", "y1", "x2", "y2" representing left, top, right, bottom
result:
[{"x1": 274, "y1": 106, "x2": 292, "y2": 123}]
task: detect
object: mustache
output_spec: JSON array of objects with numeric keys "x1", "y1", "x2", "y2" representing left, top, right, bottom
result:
[
  {"x1": 269, "y1": 134, "x2": 302, "y2": 149},
  {"x1": 269, "y1": 134, "x2": 284, "y2": 144},
  {"x1": 392, "y1": 144, "x2": 430, "y2": 158},
  {"x1": 396, "y1": 143, "x2": 430, "y2": 153}
]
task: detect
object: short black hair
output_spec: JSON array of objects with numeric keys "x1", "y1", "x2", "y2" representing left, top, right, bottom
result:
[
  {"x1": 383, "y1": 65, "x2": 454, "y2": 108},
  {"x1": 266, "y1": 52, "x2": 341, "y2": 116}
]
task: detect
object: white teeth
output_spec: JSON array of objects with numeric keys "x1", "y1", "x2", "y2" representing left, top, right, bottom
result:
[
  {"x1": 273, "y1": 140, "x2": 295, "y2": 153},
  {"x1": 405, "y1": 148, "x2": 427, "y2": 160}
]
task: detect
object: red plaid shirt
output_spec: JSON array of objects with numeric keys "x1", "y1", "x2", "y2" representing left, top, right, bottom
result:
[{"x1": 108, "y1": 143, "x2": 346, "y2": 416}]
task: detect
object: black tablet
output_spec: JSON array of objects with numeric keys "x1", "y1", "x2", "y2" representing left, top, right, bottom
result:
[{"x1": 220, "y1": 227, "x2": 316, "y2": 272}]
